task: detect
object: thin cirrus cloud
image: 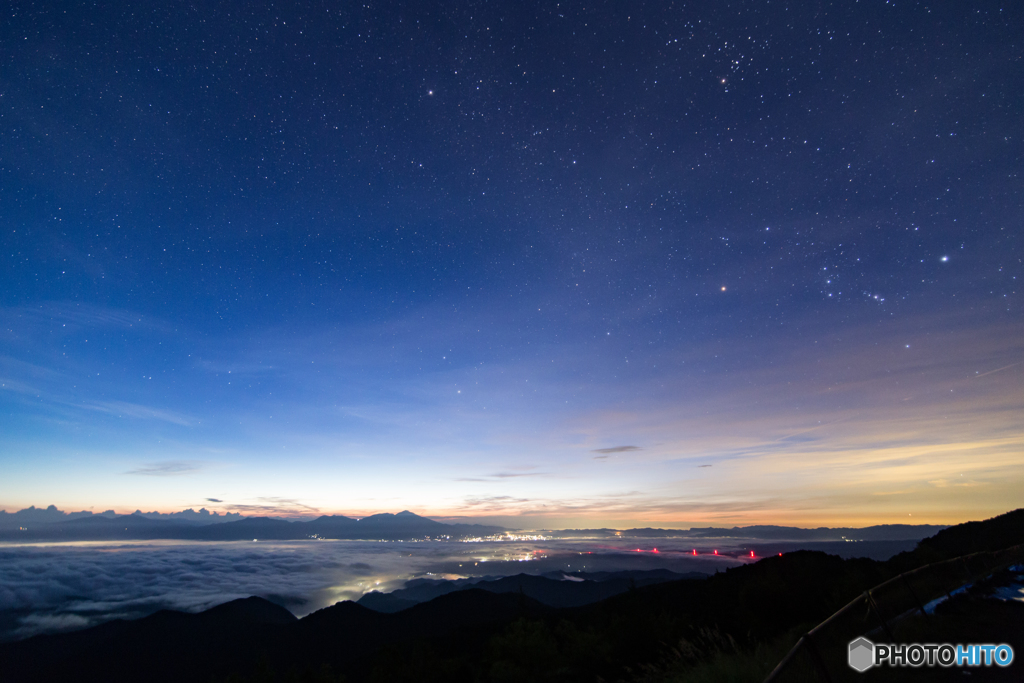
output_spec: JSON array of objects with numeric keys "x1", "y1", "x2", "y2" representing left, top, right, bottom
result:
[
  {"x1": 81, "y1": 400, "x2": 195, "y2": 426},
  {"x1": 455, "y1": 471, "x2": 546, "y2": 482},
  {"x1": 124, "y1": 461, "x2": 202, "y2": 477},
  {"x1": 456, "y1": 491, "x2": 659, "y2": 518},
  {"x1": 0, "y1": 366, "x2": 194, "y2": 428},
  {"x1": 214, "y1": 497, "x2": 322, "y2": 516},
  {"x1": 593, "y1": 446, "x2": 638, "y2": 462},
  {"x1": 0, "y1": 302, "x2": 171, "y2": 334}
]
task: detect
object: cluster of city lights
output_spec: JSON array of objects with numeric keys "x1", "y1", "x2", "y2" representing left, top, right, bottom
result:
[{"x1": 625, "y1": 548, "x2": 770, "y2": 559}]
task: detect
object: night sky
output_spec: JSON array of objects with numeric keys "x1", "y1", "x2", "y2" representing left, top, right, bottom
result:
[{"x1": 2, "y1": 1, "x2": 1021, "y2": 527}]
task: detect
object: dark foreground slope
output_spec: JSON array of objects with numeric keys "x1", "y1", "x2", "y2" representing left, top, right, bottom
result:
[
  {"x1": 2, "y1": 508, "x2": 1021, "y2": 683},
  {"x1": 897, "y1": 507, "x2": 1024, "y2": 564},
  {"x1": 0, "y1": 591, "x2": 548, "y2": 683}
]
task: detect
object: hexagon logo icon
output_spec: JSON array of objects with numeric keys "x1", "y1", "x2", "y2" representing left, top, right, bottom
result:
[{"x1": 848, "y1": 636, "x2": 875, "y2": 672}]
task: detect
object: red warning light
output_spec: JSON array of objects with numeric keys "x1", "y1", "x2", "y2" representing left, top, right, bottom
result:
[
  {"x1": 713, "y1": 550, "x2": 718, "y2": 555},
  {"x1": 779, "y1": 553, "x2": 783, "y2": 557},
  {"x1": 692, "y1": 549, "x2": 697, "y2": 555},
  {"x1": 653, "y1": 548, "x2": 659, "y2": 553},
  {"x1": 750, "y1": 551, "x2": 755, "y2": 557}
]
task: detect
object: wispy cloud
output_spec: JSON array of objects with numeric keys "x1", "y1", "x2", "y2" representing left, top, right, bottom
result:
[
  {"x1": 2, "y1": 302, "x2": 173, "y2": 333},
  {"x1": 124, "y1": 461, "x2": 202, "y2": 477},
  {"x1": 1, "y1": 370, "x2": 194, "y2": 427},
  {"x1": 458, "y1": 491, "x2": 671, "y2": 518},
  {"x1": 592, "y1": 446, "x2": 642, "y2": 460},
  {"x1": 216, "y1": 497, "x2": 321, "y2": 517},
  {"x1": 0, "y1": 376, "x2": 47, "y2": 396},
  {"x1": 455, "y1": 471, "x2": 545, "y2": 482},
  {"x1": 461, "y1": 495, "x2": 533, "y2": 512},
  {"x1": 82, "y1": 400, "x2": 194, "y2": 426}
]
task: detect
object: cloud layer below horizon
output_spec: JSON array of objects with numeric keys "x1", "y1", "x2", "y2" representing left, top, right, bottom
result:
[{"x1": 0, "y1": 539, "x2": 744, "y2": 641}]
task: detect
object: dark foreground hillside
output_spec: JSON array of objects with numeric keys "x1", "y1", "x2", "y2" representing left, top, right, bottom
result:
[{"x1": 2, "y1": 508, "x2": 1021, "y2": 683}]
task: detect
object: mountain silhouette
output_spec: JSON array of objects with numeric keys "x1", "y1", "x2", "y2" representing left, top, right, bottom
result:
[
  {"x1": 0, "y1": 509, "x2": 506, "y2": 542},
  {"x1": 0, "y1": 590, "x2": 547, "y2": 683}
]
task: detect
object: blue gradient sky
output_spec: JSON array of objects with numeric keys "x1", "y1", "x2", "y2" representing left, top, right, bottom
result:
[{"x1": 2, "y1": 1, "x2": 1021, "y2": 527}]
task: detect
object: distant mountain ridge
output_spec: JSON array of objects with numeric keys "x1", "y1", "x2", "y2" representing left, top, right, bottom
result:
[
  {"x1": 1, "y1": 504, "x2": 948, "y2": 542},
  {"x1": 0, "y1": 509, "x2": 506, "y2": 541},
  {"x1": 0, "y1": 505, "x2": 242, "y2": 530}
]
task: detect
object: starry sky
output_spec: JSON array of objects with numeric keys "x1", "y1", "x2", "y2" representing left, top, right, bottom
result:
[{"x1": 2, "y1": 1, "x2": 1021, "y2": 528}]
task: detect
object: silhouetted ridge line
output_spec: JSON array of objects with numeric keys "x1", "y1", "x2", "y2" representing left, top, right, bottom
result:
[{"x1": 0, "y1": 509, "x2": 507, "y2": 541}]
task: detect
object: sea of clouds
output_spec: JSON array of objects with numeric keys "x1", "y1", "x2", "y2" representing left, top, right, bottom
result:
[
  {"x1": 0, "y1": 540, "x2": 427, "y2": 641},
  {"x1": 0, "y1": 533, "x2": 933, "y2": 642},
  {"x1": 0, "y1": 537, "x2": 750, "y2": 641}
]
